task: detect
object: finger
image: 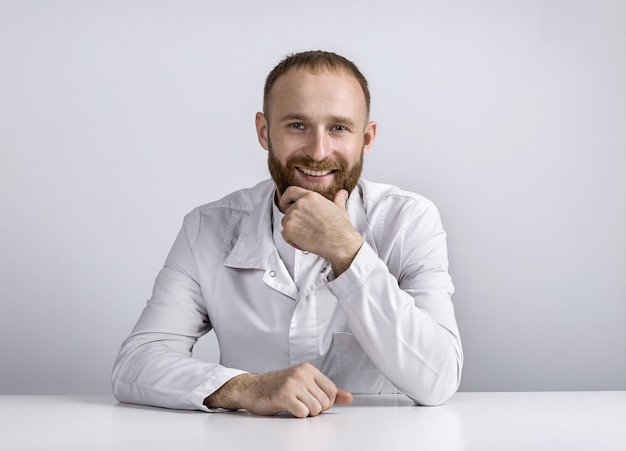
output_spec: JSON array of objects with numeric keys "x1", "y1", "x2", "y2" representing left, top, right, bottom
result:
[
  {"x1": 333, "y1": 189, "x2": 349, "y2": 209},
  {"x1": 296, "y1": 390, "x2": 325, "y2": 417},
  {"x1": 313, "y1": 372, "x2": 340, "y2": 406},
  {"x1": 306, "y1": 382, "x2": 333, "y2": 412},
  {"x1": 334, "y1": 388, "x2": 353, "y2": 405},
  {"x1": 283, "y1": 238, "x2": 304, "y2": 251},
  {"x1": 287, "y1": 398, "x2": 312, "y2": 419},
  {"x1": 278, "y1": 186, "x2": 307, "y2": 212}
]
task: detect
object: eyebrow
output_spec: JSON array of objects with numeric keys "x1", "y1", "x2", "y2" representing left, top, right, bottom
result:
[
  {"x1": 278, "y1": 112, "x2": 357, "y2": 128},
  {"x1": 278, "y1": 112, "x2": 309, "y2": 123}
]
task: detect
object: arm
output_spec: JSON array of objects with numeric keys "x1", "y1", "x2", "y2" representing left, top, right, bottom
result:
[
  {"x1": 111, "y1": 210, "x2": 246, "y2": 411},
  {"x1": 280, "y1": 187, "x2": 463, "y2": 405},
  {"x1": 112, "y1": 208, "x2": 351, "y2": 416},
  {"x1": 327, "y1": 239, "x2": 462, "y2": 405}
]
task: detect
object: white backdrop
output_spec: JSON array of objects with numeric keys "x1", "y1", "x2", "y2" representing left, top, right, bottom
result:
[{"x1": 1, "y1": 0, "x2": 624, "y2": 395}]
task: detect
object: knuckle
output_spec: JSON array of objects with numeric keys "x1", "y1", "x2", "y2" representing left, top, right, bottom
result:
[
  {"x1": 309, "y1": 403, "x2": 323, "y2": 416},
  {"x1": 293, "y1": 362, "x2": 308, "y2": 373},
  {"x1": 294, "y1": 406, "x2": 309, "y2": 418},
  {"x1": 292, "y1": 363, "x2": 315, "y2": 379},
  {"x1": 281, "y1": 378, "x2": 297, "y2": 393}
]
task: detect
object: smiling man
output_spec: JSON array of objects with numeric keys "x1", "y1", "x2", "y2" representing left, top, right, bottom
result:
[{"x1": 112, "y1": 51, "x2": 463, "y2": 418}]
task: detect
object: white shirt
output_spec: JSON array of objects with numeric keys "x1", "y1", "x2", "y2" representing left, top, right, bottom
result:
[{"x1": 112, "y1": 179, "x2": 463, "y2": 410}]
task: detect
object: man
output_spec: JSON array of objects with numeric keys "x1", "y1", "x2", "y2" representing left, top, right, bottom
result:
[{"x1": 112, "y1": 50, "x2": 463, "y2": 418}]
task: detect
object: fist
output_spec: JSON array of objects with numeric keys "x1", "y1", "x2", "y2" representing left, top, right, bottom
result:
[{"x1": 278, "y1": 187, "x2": 363, "y2": 275}]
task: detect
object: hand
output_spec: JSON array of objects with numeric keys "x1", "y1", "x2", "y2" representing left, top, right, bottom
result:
[
  {"x1": 278, "y1": 187, "x2": 364, "y2": 276},
  {"x1": 203, "y1": 363, "x2": 353, "y2": 418}
]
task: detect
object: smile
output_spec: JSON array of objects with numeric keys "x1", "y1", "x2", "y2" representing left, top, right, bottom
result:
[{"x1": 297, "y1": 167, "x2": 336, "y2": 177}]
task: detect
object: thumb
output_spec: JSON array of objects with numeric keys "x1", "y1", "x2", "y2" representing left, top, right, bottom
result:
[
  {"x1": 334, "y1": 388, "x2": 353, "y2": 405},
  {"x1": 333, "y1": 189, "x2": 349, "y2": 209}
]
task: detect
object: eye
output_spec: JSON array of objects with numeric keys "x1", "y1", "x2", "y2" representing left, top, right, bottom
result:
[
  {"x1": 331, "y1": 125, "x2": 348, "y2": 132},
  {"x1": 289, "y1": 123, "x2": 305, "y2": 130}
]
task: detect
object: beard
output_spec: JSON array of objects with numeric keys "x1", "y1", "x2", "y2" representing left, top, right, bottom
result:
[{"x1": 267, "y1": 141, "x2": 364, "y2": 201}]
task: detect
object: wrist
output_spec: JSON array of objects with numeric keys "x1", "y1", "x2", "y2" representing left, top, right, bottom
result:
[
  {"x1": 329, "y1": 234, "x2": 363, "y2": 276},
  {"x1": 203, "y1": 373, "x2": 255, "y2": 410}
]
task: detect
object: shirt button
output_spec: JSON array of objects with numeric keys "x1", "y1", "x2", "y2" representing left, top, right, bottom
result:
[
  {"x1": 269, "y1": 271, "x2": 276, "y2": 277},
  {"x1": 303, "y1": 251, "x2": 309, "y2": 255}
]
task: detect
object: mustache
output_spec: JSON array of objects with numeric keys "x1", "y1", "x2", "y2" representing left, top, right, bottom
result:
[{"x1": 286, "y1": 156, "x2": 347, "y2": 171}]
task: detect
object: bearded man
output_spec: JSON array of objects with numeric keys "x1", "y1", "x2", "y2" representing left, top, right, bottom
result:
[{"x1": 112, "y1": 50, "x2": 463, "y2": 418}]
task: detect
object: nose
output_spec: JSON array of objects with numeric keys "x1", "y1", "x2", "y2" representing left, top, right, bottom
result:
[{"x1": 306, "y1": 128, "x2": 331, "y2": 161}]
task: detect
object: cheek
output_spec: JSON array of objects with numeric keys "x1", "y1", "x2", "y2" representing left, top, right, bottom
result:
[
  {"x1": 272, "y1": 137, "x2": 303, "y2": 159},
  {"x1": 341, "y1": 140, "x2": 365, "y2": 161}
]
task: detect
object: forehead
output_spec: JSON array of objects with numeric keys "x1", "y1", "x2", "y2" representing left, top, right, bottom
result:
[{"x1": 267, "y1": 67, "x2": 367, "y2": 120}]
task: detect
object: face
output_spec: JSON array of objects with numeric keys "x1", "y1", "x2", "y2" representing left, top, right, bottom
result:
[{"x1": 256, "y1": 68, "x2": 376, "y2": 201}]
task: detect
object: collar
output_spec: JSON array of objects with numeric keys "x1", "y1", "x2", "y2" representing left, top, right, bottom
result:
[
  {"x1": 271, "y1": 197, "x2": 296, "y2": 278},
  {"x1": 223, "y1": 180, "x2": 377, "y2": 270},
  {"x1": 223, "y1": 180, "x2": 276, "y2": 271}
]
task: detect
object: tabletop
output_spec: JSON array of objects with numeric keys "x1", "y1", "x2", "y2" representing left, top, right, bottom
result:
[{"x1": 1, "y1": 391, "x2": 625, "y2": 450}]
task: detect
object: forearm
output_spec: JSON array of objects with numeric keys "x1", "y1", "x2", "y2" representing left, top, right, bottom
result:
[
  {"x1": 343, "y1": 291, "x2": 462, "y2": 405},
  {"x1": 112, "y1": 332, "x2": 245, "y2": 411},
  {"x1": 326, "y1": 244, "x2": 463, "y2": 406}
]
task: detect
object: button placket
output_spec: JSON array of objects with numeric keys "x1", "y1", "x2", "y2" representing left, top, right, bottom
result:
[
  {"x1": 288, "y1": 293, "x2": 319, "y2": 367},
  {"x1": 262, "y1": 254, "x2": 298, "y2": 300}
]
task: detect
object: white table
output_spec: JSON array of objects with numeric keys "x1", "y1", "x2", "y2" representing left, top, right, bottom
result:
[{"x1": 1, "y1": 392, "x2": 624, "y2": 450}]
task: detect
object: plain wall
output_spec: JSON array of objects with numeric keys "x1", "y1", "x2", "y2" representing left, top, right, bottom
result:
[{"x1": 1, "y1": 0, "x2": 624, "y2": 394}]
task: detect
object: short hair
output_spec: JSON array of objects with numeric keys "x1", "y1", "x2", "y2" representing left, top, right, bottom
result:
[{"x1": 263, "y1": 50, "x2": 371, "y2": 119}]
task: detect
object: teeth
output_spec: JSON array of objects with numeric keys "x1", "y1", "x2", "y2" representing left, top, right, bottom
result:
[{"x1": 298, "y1": 167, "x2": 333, "y2": 177}]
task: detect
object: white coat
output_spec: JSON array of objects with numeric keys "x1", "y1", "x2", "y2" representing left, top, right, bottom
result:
[{"x1": 112, "y1": 179, "x2": 463, "y2": 410}]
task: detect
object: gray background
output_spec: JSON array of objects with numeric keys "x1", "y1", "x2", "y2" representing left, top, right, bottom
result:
[{"x1": 1, "y1": 0, "x2": 624, "y2": 395}]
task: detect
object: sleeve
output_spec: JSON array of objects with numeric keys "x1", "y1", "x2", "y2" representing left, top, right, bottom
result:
[
  {"x1": 325, "y1": 198, "x2": 463, "y2": 406},
  {"x1": 111, "y1": 209, "x2": 246, "y2": 411}
]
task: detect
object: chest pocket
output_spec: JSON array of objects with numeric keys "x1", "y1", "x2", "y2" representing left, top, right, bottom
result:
[{"x1": 331, "y1": 331, "x2": 398, "y2": 395}]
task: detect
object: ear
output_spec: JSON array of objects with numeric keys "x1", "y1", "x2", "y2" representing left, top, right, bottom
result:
[
  {"x1": 362, "y1": 120, "x2": 377, "y2": 156},
  {"x1": 255, "y1": 112, "x2": 269, "y2": 151}
]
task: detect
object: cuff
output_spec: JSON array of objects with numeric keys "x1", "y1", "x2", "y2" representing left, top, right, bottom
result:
[
  {"x1": 324, "y1": 242, "x2": 379, "y2": 300},
  {"x1": 187, "y1": 366, "x2": 248, "y2": 412}
]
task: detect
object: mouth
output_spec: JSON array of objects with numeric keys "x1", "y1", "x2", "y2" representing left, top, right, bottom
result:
[{"x1": 296, "y1": 166, "x2": 337, "y2": 177}]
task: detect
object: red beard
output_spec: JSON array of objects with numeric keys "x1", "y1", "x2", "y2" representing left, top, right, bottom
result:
[{"x1": 267, "y1": 146, "x2": 363, "y2": 201}]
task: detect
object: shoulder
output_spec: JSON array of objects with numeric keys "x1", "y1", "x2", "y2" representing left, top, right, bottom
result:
[
  {"x1": 196, "y1": 179, "x2": 275, "y2": 214},
  {"x1": 181, "y1": 179, "x2": 274, "y2": 242},
  {"x1": 357, "y1": 178, "x2": 438, "y2": 214},
  {"x1": 355, "y1": 180, "x2": 448, "y2": 265}
]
